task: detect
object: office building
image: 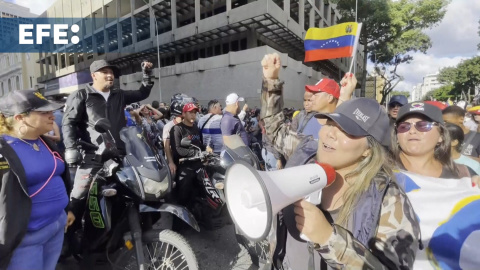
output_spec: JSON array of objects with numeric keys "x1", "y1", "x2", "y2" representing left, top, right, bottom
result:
[
  {"x1": 37, "y1": 0, "x2": 364, "y2": 107},
  {"x1": 0, "y1": 0, "x2": 38, "y2": 97}
]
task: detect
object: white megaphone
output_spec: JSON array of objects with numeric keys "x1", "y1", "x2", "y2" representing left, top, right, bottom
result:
[{"x1": 225, "y1": 160, "x2": 336, "y2": 241}]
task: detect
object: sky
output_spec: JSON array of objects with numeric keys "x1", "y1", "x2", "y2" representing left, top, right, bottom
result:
[
  {"x1": 392, "y1": 0, "x2": 480, "y2": 93},
  {"x1": 7, "y1": 0, "x2": 480, "y2": 94}
]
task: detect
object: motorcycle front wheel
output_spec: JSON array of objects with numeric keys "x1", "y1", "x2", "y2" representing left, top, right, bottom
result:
[{"x1": 117, "y1": 229, "x2": 199, "y2": 270}]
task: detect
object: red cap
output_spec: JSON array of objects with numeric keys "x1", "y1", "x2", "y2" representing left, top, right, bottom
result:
[
  {"x1": 315, "y1": 162, "x2": 336, "y2": 186},
  {"x1": 305, "y1": 78, "x2": 340, "y2": 99},
  {"x1": 183, "y1": 102, "x2": 198, "y2": 113},
  {"x1": 424, "y1": 101, "x2": 447, "y2": 111}
]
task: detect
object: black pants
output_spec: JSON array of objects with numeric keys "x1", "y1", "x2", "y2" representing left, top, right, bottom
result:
[
  {"x1": 175, "y1": 162, "x2": 202, "y2": 207},
  {"x1": 70, "y1": 154, "x2": 103, "y2": 218}
]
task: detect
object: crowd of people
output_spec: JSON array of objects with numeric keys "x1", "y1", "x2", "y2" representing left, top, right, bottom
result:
[{"x1": 0, "y1": 54, "x2": 479, "y2": 270}]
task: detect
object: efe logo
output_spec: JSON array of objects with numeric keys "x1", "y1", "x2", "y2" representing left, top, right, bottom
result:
[{"x1": 19, "y1": 24, "x2": 80, "y2": 45}]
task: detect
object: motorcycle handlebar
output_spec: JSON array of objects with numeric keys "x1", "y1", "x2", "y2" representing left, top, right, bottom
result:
[
  {"x1": 179, "y1": 151, "x2": 214, "y2": 163},
  {"x1": 78, "y1": 140, "x2": 99, "y2": 151}
]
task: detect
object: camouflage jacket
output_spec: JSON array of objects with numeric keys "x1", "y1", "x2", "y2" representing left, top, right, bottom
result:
[
  {"x1": 260, "y1": 78, "x2": 420, "y2": 269},
  {"x1": 260, "y1": 77, "x2": 306, "y2": 160},
  {"x1": 317, "y1": 175, "x2": 420, "y2": 270}
]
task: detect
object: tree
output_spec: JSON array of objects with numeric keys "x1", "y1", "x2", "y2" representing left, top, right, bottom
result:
[
  {"x1": 373, "y1": 63, "x2": 404, "y2": 105},
  {"x1": 431, "y1": 85, "x2": 454, "y2": 101},
  {"x1": 422, "y1": 90, "x2": 436, "y2": 101},
  {"x1": 331, "y1": 0, "x2": 449, "y2": 96},
  {"x1": 438, "y1": 56, "x2": 480, "y2": 102},
  {"x1": 390, "y1": 91, "x2": 410, "y2": 98}
]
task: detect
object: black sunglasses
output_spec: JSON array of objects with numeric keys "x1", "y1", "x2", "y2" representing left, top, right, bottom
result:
[{"x1": 395, "y1": 121, "x2": 439, "y2": 133}]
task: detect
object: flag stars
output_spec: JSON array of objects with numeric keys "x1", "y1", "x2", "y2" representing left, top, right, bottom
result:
[{"x1": 320, "y1": 40, "x2": 341, "y2": 48}]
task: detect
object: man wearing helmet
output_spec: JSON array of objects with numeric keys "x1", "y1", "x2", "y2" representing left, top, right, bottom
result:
[{"x1": 163, "y1": 94, "x2": 193, "y2": 175}]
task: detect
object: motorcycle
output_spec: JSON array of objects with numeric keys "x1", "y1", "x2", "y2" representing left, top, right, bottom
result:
[
  {"x1": 70, "y1": 118, "x2": 200, "y2": 270},
  {"x1": 177, "y1": 138, "x2": 228, "y2": 230}
]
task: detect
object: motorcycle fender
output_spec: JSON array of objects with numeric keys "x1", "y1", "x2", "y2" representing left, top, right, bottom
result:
[{"x1": 139, "y1": 203, "x2": 200, "y2": 232}]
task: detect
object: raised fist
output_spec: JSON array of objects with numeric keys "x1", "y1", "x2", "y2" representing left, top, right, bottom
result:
[
  {"x1": 141, "y1": 61, "x2": 154, "y2": 84},
  {"x1": 339, "y1": 72, "x2": 358, "y2": 100},
  {"x1": 141, "y1": 61, "x2": 153, "y2": 75},
  {"x1": 261, "y1": 53, "x2": 281, "y2": 80}
]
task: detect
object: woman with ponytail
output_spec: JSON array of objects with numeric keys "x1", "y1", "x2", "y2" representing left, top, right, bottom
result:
[{"x1": 0, "y1": 90, "x2": 75, "y2": 270}]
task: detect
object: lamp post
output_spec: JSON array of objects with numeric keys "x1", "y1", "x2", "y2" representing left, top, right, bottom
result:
[{"x1": 144, "y1": 0, "x2": 163, "y2": 103}]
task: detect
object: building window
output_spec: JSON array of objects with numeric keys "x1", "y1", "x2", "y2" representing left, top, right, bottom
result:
[
  {"x1": 30, "y1": 76, "x2": 33, "y2": 88},
  {"x1": 136, "y1": 16, "x2": 150, "y2": 42},
  {"x1": 121, "y1": 19, "x2": 133, "y2": 47},
  {"x1": 107, "y1": 25, "x2": 118, "y2": 52},
  {"x1": 16, "y1": 76, "x2": 20, "y2": 90},
  {"x1": 8, "y1": 78, "x2": 12, "y2": 92},
  {"x1": 0, "y1": 82, "x2": 3, "y2": 96}
]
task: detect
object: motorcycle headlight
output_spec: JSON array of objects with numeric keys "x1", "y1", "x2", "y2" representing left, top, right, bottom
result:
[
  {"x1": 141, "y1": 175, "x2": 169, "y2": 200},
  {"x1": 116, "y1": 167, "x2": 143, "y2": 199}
]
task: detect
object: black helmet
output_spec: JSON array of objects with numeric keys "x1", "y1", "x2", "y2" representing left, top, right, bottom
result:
[{"x1": 170, "y1": 93, "x2": 192, "y2": 116}]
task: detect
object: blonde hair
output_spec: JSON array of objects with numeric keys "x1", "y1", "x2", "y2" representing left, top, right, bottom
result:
[
  {"x1": 0, "y1": 113, "x2": 16, "y2": 136},
  {"x1": 0, "y1": 113, "x2": 28, "y2": 136},
  {"x1": 337, "y1": 136, "x2": 394, "y2": 226}
]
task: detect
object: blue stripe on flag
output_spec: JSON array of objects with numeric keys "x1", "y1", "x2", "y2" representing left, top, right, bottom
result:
[{"x1": 304, "y1": 35, "x2": 355, "y2": 51}]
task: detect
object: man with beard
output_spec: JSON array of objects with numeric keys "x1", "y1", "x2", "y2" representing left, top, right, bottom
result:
[{"x1": 63, "y1": 59, "x2": 154, "y2": 218}]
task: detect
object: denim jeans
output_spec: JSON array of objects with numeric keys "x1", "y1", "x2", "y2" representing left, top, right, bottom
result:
[{"x1": 8, "y1": 211, "x2": 67, "y2": 270}]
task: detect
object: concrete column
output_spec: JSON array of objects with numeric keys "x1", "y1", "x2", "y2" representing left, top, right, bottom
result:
[
  {"x1": 326, "y1": 4, "x2": 330, "y2": 25},
  {"x1": 284, "y1": 0, "x2": 290, "y2": 17},
  {"x1": 130, "y1": 0, "x2": 137, "y2": 44},
  {"x1": 171, "y1": 0, "x2": 177, "y2": 30},
  {"x1": 117, "y1": 0, "x2": 123, "y2": 50},
  {"x1": 103, "y1": 4, "x2": 110, "y2": 53},
  {"x1": 195, "y1": 0, "x2": 200, "y2": 22},
  {"x1": 39, "y1": 52, "x2": 45, "y2": 77},
  {"x1": 299, "y1": 0, "x2": 305, "y2": 29},
  {"x1": 247, "y1": 30, "x2": 257, "y2": 49},
  {"x1": 309, "y1": 8, "x2": 315, "y2": 28},
  {"x1": 226, "y1": 0, "x2": 231, "y2": 11},
  {"x1": 150, "y1": 0, "x2": 156, "y2": 39}
]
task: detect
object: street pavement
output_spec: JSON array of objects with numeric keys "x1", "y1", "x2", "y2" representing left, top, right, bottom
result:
[{"x1": 56, "y1": 223, "x2": 258, "y2": 270}]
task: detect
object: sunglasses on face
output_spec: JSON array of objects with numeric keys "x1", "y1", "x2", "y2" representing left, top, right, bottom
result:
[{"x1": 395, "y1": 121, "x2": 439, "y2": 133}]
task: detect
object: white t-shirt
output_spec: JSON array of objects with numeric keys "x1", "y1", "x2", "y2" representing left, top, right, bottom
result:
[
  {"x1": 162, "y1": 119, "x2": 179, "y2": 141},
  {"x1": 92, "y1": 87, "x2": 110, "y2": 101}
]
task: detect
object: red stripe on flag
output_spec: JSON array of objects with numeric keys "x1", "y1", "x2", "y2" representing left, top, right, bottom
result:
[{"x1": 304, "y1": 46, "x2": 354, "y2": 62}]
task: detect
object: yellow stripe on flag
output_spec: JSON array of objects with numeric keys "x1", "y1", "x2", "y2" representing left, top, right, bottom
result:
[{"x1": 305, "y1": 22, "x2": 359, "y2": 41}]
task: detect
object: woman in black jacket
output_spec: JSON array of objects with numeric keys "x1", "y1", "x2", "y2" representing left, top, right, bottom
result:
[{"x1": 0, "y1": 90, "x2": 75, "y2": 270}]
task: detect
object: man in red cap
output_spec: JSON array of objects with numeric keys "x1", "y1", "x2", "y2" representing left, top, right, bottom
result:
[
  {"x1": 169, "y1": 103, "x2": 207, "y2": 206},
  {"x1": 301, "y1": 78, "x2": 342, "y2": 139},
  {"x1": 260, "y1": 53, "x2": 356, "y2": 160}
]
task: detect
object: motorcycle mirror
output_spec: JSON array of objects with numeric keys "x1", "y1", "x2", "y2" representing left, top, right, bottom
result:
[
  {"x1": 181, "y1": 138, "x2": 192, "y2": 147},
  {"x1": 94, "y1": 118, "x2": 112, "y2": 133}
]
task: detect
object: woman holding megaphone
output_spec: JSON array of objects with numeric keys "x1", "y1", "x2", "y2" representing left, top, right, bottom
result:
[
  {"x1": 292, "y1": 98, "x2": 420, "y2": 269},
  {"x1": 260, "y1": 54, "x2": 420, "y2": 269}
]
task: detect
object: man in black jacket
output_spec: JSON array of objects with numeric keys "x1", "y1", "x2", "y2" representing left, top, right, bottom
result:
[{"x1": 63, "y1": 60, "x2": 154, "y2": 217}]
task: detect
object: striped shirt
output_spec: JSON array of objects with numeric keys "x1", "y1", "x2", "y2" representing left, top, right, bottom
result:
[{"x1": 197, "y1": 113, "x2": 223, "y2": 153}]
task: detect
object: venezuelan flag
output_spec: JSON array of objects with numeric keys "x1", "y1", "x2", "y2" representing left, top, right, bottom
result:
[{"x1": 304, "y1": 22, "x2": 359, "y2": 62}]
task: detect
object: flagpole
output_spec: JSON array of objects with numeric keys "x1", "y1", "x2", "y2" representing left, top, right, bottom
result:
[
  {"x1": 348, "y1": 23, "x2": 362, "y2": 74},
  {"x1": 352, "y1": 0, "x2": 358, "y2": 74}
]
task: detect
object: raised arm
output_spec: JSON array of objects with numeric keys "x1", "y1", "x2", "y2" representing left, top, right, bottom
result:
[
  {"x1": 124, "y1": 61, "x2": 154, "y2": 104},
  {"x1": 260, "y1": 53, "x2": 303, "y2": 160}
]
